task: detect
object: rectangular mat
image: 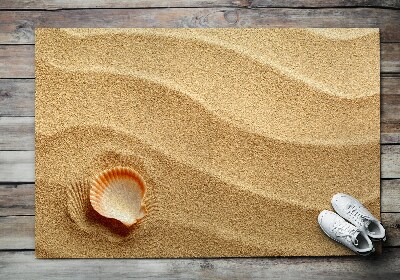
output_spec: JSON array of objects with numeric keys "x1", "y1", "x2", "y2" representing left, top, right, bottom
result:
[{"x1": 35, "y1": 28, "x2": 380, "y2": 258}]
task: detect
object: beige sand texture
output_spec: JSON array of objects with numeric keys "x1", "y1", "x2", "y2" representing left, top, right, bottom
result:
[{"x1": 35, "y1": 28, "x2": 380, "y2": 258}]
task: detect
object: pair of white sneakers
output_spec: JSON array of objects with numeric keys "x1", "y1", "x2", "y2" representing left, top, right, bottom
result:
[{"x1": 318, "y1": 193, "x2": 386, "y2": 256}]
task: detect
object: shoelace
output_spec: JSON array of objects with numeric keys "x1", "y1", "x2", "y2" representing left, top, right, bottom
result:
[
  {"x1": 332, "y1": 221, "x2": 360, "y2": 246},
  {"x1": 346, "y1": 204, "x2": 375, "y2": 233}
]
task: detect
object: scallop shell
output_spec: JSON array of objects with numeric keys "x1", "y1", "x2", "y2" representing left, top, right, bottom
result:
[{"x1": 89, "y1": 167, "x2": 147, "y2": 227}]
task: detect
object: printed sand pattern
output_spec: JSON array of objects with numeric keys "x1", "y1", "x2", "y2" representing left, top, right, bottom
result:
[{"x1": 35, "y1": 28, "x2": 380, "y2": 258}]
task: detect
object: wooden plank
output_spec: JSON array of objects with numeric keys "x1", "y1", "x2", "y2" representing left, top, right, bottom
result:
[
  {"x1": 382, "y1": 75, "x2": 400, "y2": 96},
  {"x1": 0, "y1": 216, "x2": 34, "y2": 250},
  {"x1": 0, "y1": 248, "x2": 400, "y2": 279},
  {"x1": 381, "y1": 146, "x2": 400, "y2": 179},
  {"x1": 251, "y1": 0, "x2": 400, "y2": 8},
  {"x1": 0, "y1": 151, "x2": 34, "y2": 182},
  {"x1": 0, "y1": 8, "x2": 400, "y2": 44},
  {"x1": 382, "y1": 127, "x2": 400, "y2": 145},
  {"x1": 0, "y1": 184, "x2": 34, "y2": 215},
  {"x1": 381, "y1": 76, "x2": 400, "y2": 144},
  {"x1": 0, "y1": 249, "x2": 396, "y2": 279},
  {"x1": 382, "y1": 44, "x2": 400, "y2": 73},
  {"x1": 0, "y1": 0, "x2": 251, "y2": 10},
  {"x1": 1, "y1": 0, "x2": 399, "y2": 10},
  {"x1": 0, "y1": 45, "x2": 34, "y2": 78},
  {"x1": 0, "y1": 250, "x2": 399, "y2": 280},
  {"x1": 381, "y1": 76, "x2": 400, "y2": 125},
  {"x1": 382, "y1": 94, "x2": 400, "y2": 124},
  {"x1": 382, "y1": 180, "x2": 400, "y2": 213},
  {"x1": 383, "y1": 213, "x2": 400, "y2": 247},
  {"x1": 0, "y1": 117, "x2": 34, "y2": 150},
  {"x1": 0, "y1": 79, "x2": 34, "y2": 117}
]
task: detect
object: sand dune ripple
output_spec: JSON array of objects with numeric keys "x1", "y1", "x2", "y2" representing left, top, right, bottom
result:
[{"x1": 37, "y1": 60, "x2": 378, "y2": 146}]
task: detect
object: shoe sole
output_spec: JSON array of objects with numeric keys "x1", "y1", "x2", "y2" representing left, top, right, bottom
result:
[{"x1": 319, "y1": 223, "x2": 375, "y2": 256}]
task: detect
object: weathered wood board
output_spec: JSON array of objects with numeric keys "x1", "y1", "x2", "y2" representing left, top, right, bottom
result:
[{"x1": 0, "y1": 0, "x2": 399, "y2": 278}]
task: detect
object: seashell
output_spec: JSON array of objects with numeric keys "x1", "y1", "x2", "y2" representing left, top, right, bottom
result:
[{"x1": 89, "y1": 167, "x2": 147, "y2": 227}]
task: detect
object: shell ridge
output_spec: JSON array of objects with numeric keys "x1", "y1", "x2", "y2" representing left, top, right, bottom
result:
[{"x1": 89, "y1": 167, "x2": 147, "y2": 227}]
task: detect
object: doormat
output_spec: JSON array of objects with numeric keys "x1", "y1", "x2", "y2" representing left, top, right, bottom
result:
[{"x1": 35, "y1": 28, "x2": 380, "y2": 258}]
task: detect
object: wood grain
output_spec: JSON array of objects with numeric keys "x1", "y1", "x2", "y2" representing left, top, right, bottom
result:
[
  {"x1": 0, "y1": 45, "x2": 34, "y2": 78},
  {"x1": 0, "y1": 216, "x2": 34, "y2": 250},
  {"x1": 0, "y1": 0, "x2": 251, "y2": 10},
  {"x1": 382, "y1": 75, "x2": 400, "y2": 95},
  {"x1": 381, "y1": 146, "x2": 400, "y2": 179},
  {"x1": 382, "y1": 180, "x2": 400, "y2": 213},
  {"x1": 0, "y1": 79, "x2": 34, "y2": 117},
  {"x1": 0, "y1": 151, "x2": 35, "y2": 182},
  {"x1": 0, "y1": 184, "x2": 34, "y2": 215},
  {"x1": 381, "y1": 125, "x2": 400, "y2": 145},
  {"x1": 384, "y1": 213, "x2": 400, "y2": 247},
  {"x1": 381, "y1": 76, "x2": 400, "y2": 144},
  {"x1": 382, "y1": 44, "x2": 400, "y2": 73},
  {"x1": 0, "y1": 117, "x2": 34, "y2": 150},
  {"x1": 0, "y1": 248, "x2": 399, "y2": 279},
  {"x1": 251, "y1": 0, "x2": 400, "y2": 8},
  {"x1": 1, "y1": 0, "x2": 400, "y2": 10},
  {"x1": 0, "y1": 8, "x2": 400, "y2": 44},
  {"x1": 0, "y1": 214, "x2": 398, "y2": 251}
]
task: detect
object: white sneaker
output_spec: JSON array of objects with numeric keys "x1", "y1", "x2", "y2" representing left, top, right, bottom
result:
[
  {"x1": 332, "y1": 193, "x2": 386, "y2": 241},
  {"x1": 318, "y1": 210, "x2": 374, "y2": 256}
]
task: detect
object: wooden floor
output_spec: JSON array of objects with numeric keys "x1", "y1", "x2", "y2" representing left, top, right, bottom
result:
[{"x1": 0, "y1": 1, "x2": 400, "y2": 279}]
